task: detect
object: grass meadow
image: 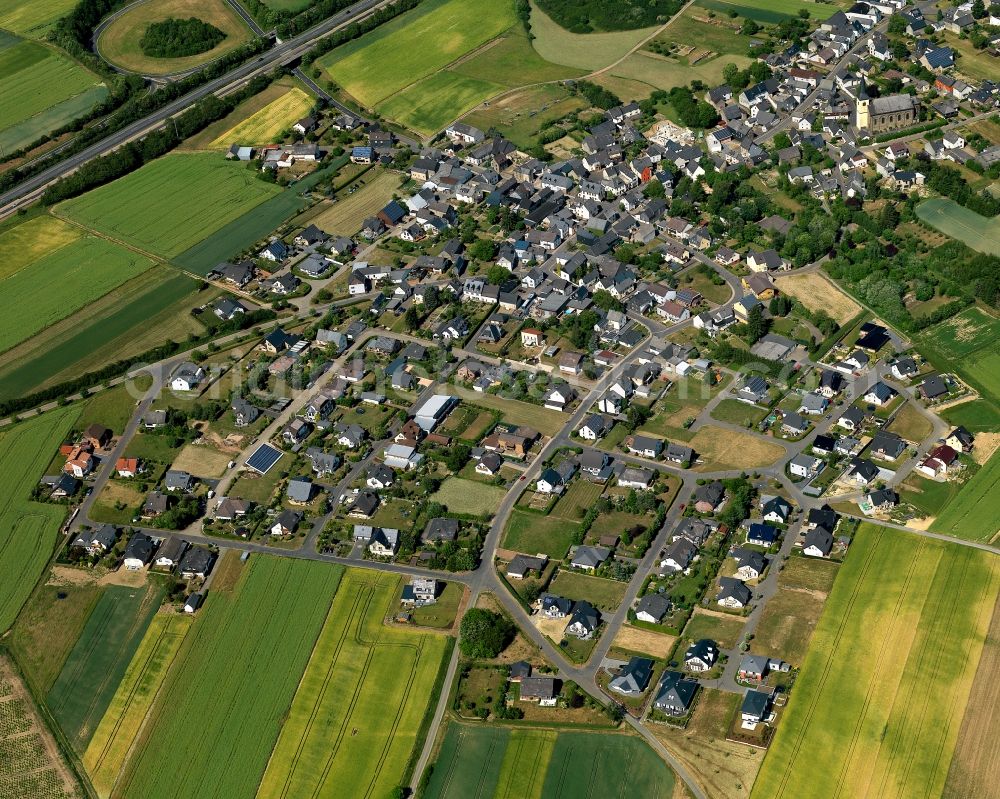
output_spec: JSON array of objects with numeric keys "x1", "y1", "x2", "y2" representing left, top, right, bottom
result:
[
  {"x1": 528, "y1": 1, "x2": 661, "y2": 71},
  {"x1": 0, "y1": 36, "x2": 106, "y2": 151},
  {"x1": 257, "y1": 570, "x2": 450, "y2": 799},
  {"x1": 97, "y1": 0, "x2": 252, "y2": 76},
  {"x1": 431, "y1": 477, "x2": 507, "y2": 516},
  {"x1": 690, "y1": 425, "x2": 785, "y2": 471},
  {"x1": 916, "y1": 199, "x2": 1000, "y2": 257},
  {"x1": 83, "y1": 614, "x2": 193, "y2": 798},
  {"x1": 0, "y1": 408, "x2": 79, "y2": 633},
  {"x1": 307, "y1": 169, "x2": 400, "y2": 235},
  {"x1": 931, "y1": 451, "x2": 1000, "y2": 542},
  {"x1": 320, "y1": 0, "x2": 515, "y2": 109},
  {"x1": 112, "y1": 557, "x2": 342, "y2": 799},
  {"x1": 211, "y1": 86, "x2": 313, "y2": 146},
  {"x1": 502, "y1": 509, "x2": 579, "y2": 558},
  {"x1": 752, "y1": 523, "x2": 1000, "y2": 799},
  {"x1": 547, "y1": 569, "x2": 627, "y2": 611},
  {"x1": 451, "y1": 387, "x2": 566, "y2": 436},
  {"x1": 47, "y1": 582, "x2": 164, "y2": 751},
  {"x1": 940, "y1": 399, "x2": 1000, "y2": 433},
  {"x1": 0, "y1": 230, "x2": 156, "y2": 354},
  {"x1": 58, "y1": 152, "x2": 282, "y2": 259},
  {"x1": 426, "y1": 724, "x2": 674, "y2": 799}
]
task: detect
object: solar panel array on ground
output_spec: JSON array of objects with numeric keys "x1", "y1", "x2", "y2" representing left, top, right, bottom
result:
[{"x1": 246, "y1": 444, "x2": 283, "y2": 474}]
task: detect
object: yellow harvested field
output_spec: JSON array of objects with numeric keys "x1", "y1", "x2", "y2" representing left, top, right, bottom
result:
[
  {"x1": 212, "y1": 87, "x2": 313, "y2": 147},
  {"x1": 774, "y1": 272, "x2": 861, "y2": 325},
  {"x1": 690, "y1": 426, "x2": 785, "y2": 471},
  {"x1": 942, "y1": 596, "x2": 1000, "y2": 799},
  {"x1": 0, "y1": 215, "x2": 81, "y2": 281},
  {"x1": 170, "y1": 442, "x2": 233, "y2": 477},
  {"x1": 307, "y1": 170, "x2": 400, "y2": 235},
  {"x1": 612, "y1": 625, "x2": 676, "y2": 659}
]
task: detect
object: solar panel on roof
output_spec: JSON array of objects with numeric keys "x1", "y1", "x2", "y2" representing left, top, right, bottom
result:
[{"x1": 246, "y1": 444, "x2": 283, "y2": 474}]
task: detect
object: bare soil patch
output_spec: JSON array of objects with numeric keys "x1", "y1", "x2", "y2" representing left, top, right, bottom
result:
[
  {"x1": 612, "y1": 625, "x2": 676, "y2": 659},
  {"x1": 774, "y1": 272, "x2": 861, "y2": 325},
  {"x1": 972, "y1": 432, "x2": 1000, "y2": 465}
]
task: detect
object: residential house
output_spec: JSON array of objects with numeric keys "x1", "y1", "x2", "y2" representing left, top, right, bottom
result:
[
  {"x1": 609, "y1": 657, "x2": 654, "y2": 695},
  {"x1": 684, "y1": 639, "x2": 718, "y2": 672},
  {"x1": 506, "y1": 554, "x2": 547, "y2": 579},
  {"x1": 654, "y1": 671, "x2": 698, "y2": 716},
  {"x1": 803, "y1": 526, "x2": 834, "y2": 557},
  {"x1": 634, "y1": 593, "x2": 671, "y2": 624},
  {"x1": 660, "y1": 538, "x2": 697, "y2": 573},
  {"x1": 692, "y1": 481, "x2": 725, "y2": 513},
  {"x1": 519, "y1": 677, "x2": 559, "y2": 706},
  {"x1": 717, "y1": 577, "x2": 751, "y2": 609},
  {"x1": 565, "y1": 601, "x2": 600, "y2": 639},
  {"x1": 270, "y1": 510, "x2": 302, "y2": 536},
  {"x1": 123, "y1": 533, "x2": 156, "y2": 570}
]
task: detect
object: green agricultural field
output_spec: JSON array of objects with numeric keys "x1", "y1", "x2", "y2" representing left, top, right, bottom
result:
[
  {"x1": 425, "y1": 724, "x2": 674, "y2": 799},
  {"x1": 47, "y1": 582, "x2": 164, "y2": 751},
  {"x1": 601, "y1": 49, "x2": 752, "y2": 99},
  {"x1": 916, "y1": 198, "x2": 1000, "y2": 257},
  {"x1": 0, "y1": 37, "x2": 106, "y2": 152},
  {"x1": 752, "y1": 523, "x2": 1000, "y2": 799},
  {"x1": 503, "y1": 509, "x2": 579, "y2": 558},
  {"x1": 0, "y1": 655, "x2": 83, "y2": 799},
  {"x1": 651, "y1": 8, "x2": 754, "y2": 56},
  {"x1": 320, "y1": 0, "x2": 515, "y2": 109},
  {"x1": 83, "y1": 614, "x2": 192, "y2": 797},
  {"x1": 548, "y1": 569, "x2": 627, "y2": 611},
  {"x1": 960, "y1": 347, "x2": 1000, "y2": 404},
  {"x1": 0, "y1": 231, "x2": 156, "y2": 355},
  {"x1": 529, "y1": 2, "x2": 662, "y2": 70},
  {"x1": 0, "y1": 215, "x2": 80, "y2": 280},
  {"x1": 378, "y1": 72, "x2": 505, "y2": 135},
  {"x1": 432, "y1": 477, "x2": 507, "y2": 516},
  {"x1": 940, "y1": 399, "x2": 1000, "y2": 432},
  {"x1": 931, "y1": 451, "x2": 1000, "y2": 542},
  {"x1": 257, "y1": 570, "x2": 450, "y2": 798},
  {"x1": 451, "y1": 30, "x2": 583, "y2": 88},
  {"x1": 113, "y1": 557, "x2": 342, "y2": 799},
  {"x1": 0, "y1": 0, "x2": 78, "y2": 38},
  {"x1": 696, "y1": 0, "x2": 839, "y2": 23},
  {"x1": 0, "y1": 408, "x2": 79, "y2": 633},
  {"x1": 174, "y1": 154, "x2": 348, "y2": 274},
  {"x1": 0, "y1": 270, "x2": 201, "y2": 400},
  {"x1": 919, "y1": 306, "x2": 1000, "y2": 360},
  {"x1": 58, "y1": 152, "x2": 283, "y2": 259}
]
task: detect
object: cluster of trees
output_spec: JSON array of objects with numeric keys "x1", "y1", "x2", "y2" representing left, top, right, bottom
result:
[
  {"x1": 557, "y1": 309, "x2": 599, "y2": 350},
  {"x1": 666, "y1": 87, "x2": 719, "y2": 129},
  {"x1": 721, "y1": 60, "x2": 772, "y2": 91},
  {"x1": 922, "y1": 161, "x2": 1000, "y2": 217},
  {"x1": 139, "y1": 17, "x2": 226, "y2": 58},
  {"x1": 459, "y1": 609, "x2": 514, "y2": 658},
  {"x1": 535, "y1": 0, "x2": 682, "y2": 33},
  {"x1": 718, "y1": 477, "x2": 753, "y2": 531},
  {"x1": 574, "y1": 80, "x2": 621, "y2": 111}
]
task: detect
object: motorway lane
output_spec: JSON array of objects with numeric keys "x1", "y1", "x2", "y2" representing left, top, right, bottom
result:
[{"x1": 0, "y1": 0, "x2": 394, "y2": 216}]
